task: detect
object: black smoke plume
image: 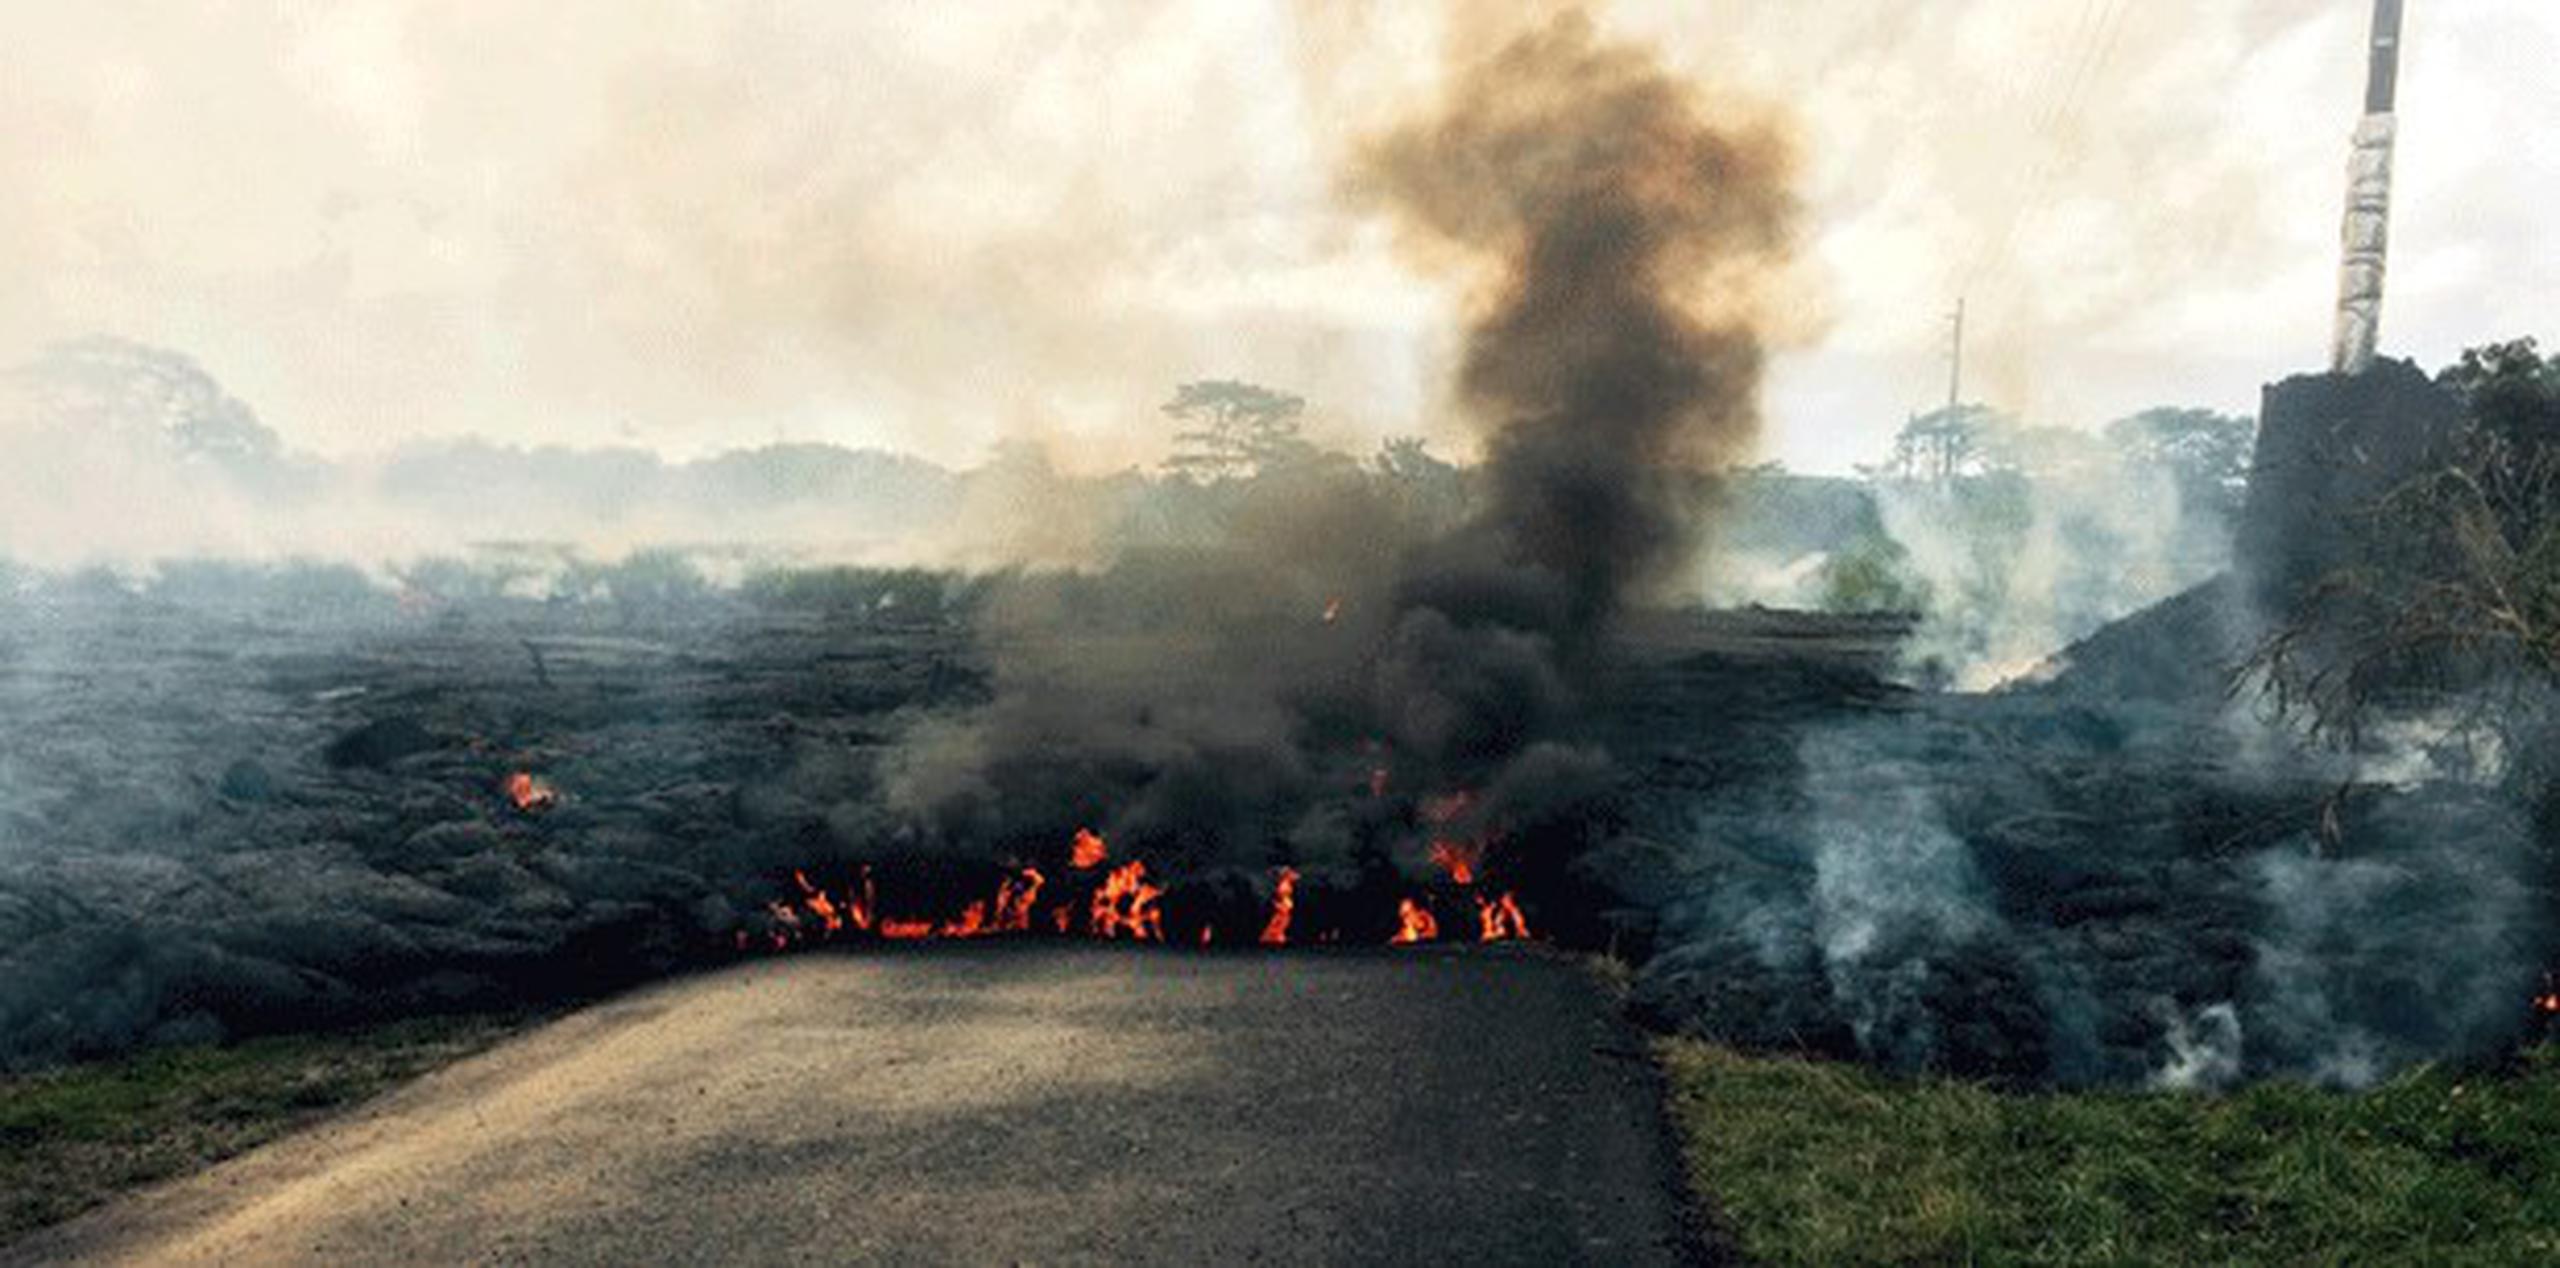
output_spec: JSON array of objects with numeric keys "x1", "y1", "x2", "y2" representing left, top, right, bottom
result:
[{"x1": 884, "y1": 12, "x2": 1798, "y2": 898}]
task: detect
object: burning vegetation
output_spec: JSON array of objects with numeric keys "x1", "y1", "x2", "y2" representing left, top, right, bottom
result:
[{"x1": 746, "y1": 826, "x2": 1529, "y2": 954}]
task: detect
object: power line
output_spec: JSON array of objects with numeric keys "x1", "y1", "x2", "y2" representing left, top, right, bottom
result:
[{"x1": 1955, "y1": 0, "x2": 2140, "y2": 382}]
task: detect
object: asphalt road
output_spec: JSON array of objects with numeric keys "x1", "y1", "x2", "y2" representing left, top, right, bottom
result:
[{"x1": 13, "y1": 947, "x2": 1701, "y2": 1266}]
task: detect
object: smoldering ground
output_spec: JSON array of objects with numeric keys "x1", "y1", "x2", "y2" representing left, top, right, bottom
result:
[
  {"x1": 1, "y1": 6, "x2": 2551, "y2": 1089},
  {"x1": 2, "y1": 8, "x2": 1807, "y2": 1064}
]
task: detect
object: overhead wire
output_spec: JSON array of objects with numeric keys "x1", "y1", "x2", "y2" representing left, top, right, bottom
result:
[{"x1": 1957, "y1": 0, "x2": 2138, "y2": 365}]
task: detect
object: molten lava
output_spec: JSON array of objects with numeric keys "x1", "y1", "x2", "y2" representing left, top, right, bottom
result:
[
  {"x1": 1428, "y1": 840, "x2": 1483, "y2": 886},
  {"x1": 502, "y1": 771, "x2": 559, "y2": 813},
  {"x1": 1090, "y1": 860, "x2": 1165, "y2": 941},
  {"x1": 1071, "y1": 827, "x2": 1109, "y2": 869},
  {"x1": 1259, "y1": 867, "x2": 1299, "y2": 946},
  {"x1": 995, "y1": 868, "x2": 1044, "y2": 932},
  {"x1": 749, "y1": 829, "x2": 1539, "y2": 954},
  {"x1": 1477, "y1": 891, "x2": 1531, "y2": 942},
  {"x1": 1392, "y1": 898, "x2": 1439, "y2": 945}
]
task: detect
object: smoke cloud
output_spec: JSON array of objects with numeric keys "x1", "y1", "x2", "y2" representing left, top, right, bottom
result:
[{"x1": 886, "y1": 11, "x2": 1798, "y2": 894}]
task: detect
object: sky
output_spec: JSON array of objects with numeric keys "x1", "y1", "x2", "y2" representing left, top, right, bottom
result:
[{"x1": 1, "y1": 0, "x2": 2552, "y2": 475}]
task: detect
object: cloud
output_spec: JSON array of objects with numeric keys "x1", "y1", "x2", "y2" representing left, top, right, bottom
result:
[{"x1": 1, "y1": 1, "x2": 2551, "y2": 476}]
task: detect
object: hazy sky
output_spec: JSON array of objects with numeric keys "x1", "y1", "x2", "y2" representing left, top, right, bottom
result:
[{"x1": 3, "y1": 1, "x2": 2552, "y2": 474}]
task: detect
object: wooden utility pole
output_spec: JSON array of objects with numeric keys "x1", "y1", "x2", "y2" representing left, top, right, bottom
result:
[{"x1": 1945, "y1": 297, "x2": 1966, "y2": 410}]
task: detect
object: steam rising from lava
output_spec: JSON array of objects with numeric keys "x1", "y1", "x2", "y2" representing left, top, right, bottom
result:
[{"x1": 881, "y1": 13, "x2": 1797, "y2": 909}]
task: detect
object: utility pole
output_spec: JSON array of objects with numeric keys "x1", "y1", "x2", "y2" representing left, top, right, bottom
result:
[
  {"x1": 2330, "y1": 0, "x2": 2404, "y2": 374},
  {"x1": 1945, "y1": 297, "x2": 1966, "y2": 410}
]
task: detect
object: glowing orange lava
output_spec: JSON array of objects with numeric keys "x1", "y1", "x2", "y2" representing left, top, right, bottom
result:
[
  {"x1": 995, "y1": 868, "x2": 1045, "y2": 932},
  {"x1": 1071, "y1": 827, "x2": 1109, "y2": 869},
  {"x1": 752, "y1": 830, "x2": 1540, "y2": 953},
  {"x1": 1392, "y1": 898, "x2": 1439, "y2": 945},
  {"x1": 1259, "y1": 868, "x2": 1299, "y2": 946},
  {"x1": 1090, "y1": 860, "x2": 1165, "y2": 941},
  {"x1": 503, "y1": 772, "x2": 559, "y2": 812},
  {"x1": 1477, "y1": 891, "x2": 1531, "y2": 942},
  {"x1": 1428, "y1": 840, "x2": 1482, "y2": 886}
]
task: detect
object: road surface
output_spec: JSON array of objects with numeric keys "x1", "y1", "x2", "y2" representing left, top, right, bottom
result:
[{"x1": 11, "y1": 946, "x2": 1701, "y2": 1266}]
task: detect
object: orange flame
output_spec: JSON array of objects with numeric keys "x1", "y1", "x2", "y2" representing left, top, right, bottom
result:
[
  {"x1": 941, "y1": 902, "x2": 989, "y2": 938},
  {"x1": 752, "y1": 826, "x2": 1544, "y2": 954},
  {"x1": 1259, "y1": 868, "x2": 1299, "y2": 947},
  {"x1": 793, "y1": 871, "x2": 844, "y2": 935},
  {"x1": 1428, "y1": 840, "x2": 1482, "y2": 886},
  {"x1": 502, "y1": 771, "x2": 559, "y2": 812},
  {"x1": 1322, "y1": 596, "x2": 1344, "y2": 624},
  {"x1": 995, "y1": 868, "x2": 1045, "y2": 933},
  {"x1": 1090, "y1": 860, "x2": 1164, "y2": 941},
  {"x1": 1392, "y1": 898, "x2": 1439, "y2": 944},
  {"x1": 1477, "y1": 892, "x2": 1531, "y2": 942},
  {"x1": 1071, "y1": 827, "x2": 1109, "y2": 869},
  {"x1": 847, "y1": 868, "x2": 877, "y2": 933}
]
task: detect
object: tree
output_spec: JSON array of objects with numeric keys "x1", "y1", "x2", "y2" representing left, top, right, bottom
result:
[
  {"x1": 1160, "y1": 380, "x2": 1313, "y2": 483},
  {"x1": 1373, "y1": 435, "x2": 1467, "y2": 530},
  {"x1": 13, "y1": 336, "x2": 282, "y2": 470},
  {"x1": 2248, "y1": 340, "x2": 2560, "y2": 792},
  {"x1": 2104, "y1": 407, "x2": 2255, "y2": 519},
  {"x1": 2438, "y1": 338, "x2": 2560, "y2": 456},
  {"x1": 1873, "y1": 407, "x2": 2007, "y2": 486}
]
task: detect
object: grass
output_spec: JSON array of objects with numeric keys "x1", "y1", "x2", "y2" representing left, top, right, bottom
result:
[
  {"x1": 1660, "y1": 1038, "x2": 2560, "y2": 1266},
  {"x1": 0, "y1": 1012, "x2": 536, "y2": 1243}
]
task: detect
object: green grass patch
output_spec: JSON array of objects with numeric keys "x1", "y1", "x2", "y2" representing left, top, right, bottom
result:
[
  {"x1": 1660, "y1": 1038, "x2": 2560, "y2": 1266},
  {"x1": 0, "y1": 1012, "x2": 536, "y2": 1242}
]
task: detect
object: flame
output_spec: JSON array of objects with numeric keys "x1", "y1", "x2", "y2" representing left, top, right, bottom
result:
[
  {"x1": 1090, "y1": 860, "x2": 1165, "y2": 941},
  {"x1": 749, "y1": 829, "x2": 1540, "y2": 953},
  {"x1": 1071, "y1": 827, "x2": 1109, "y2": 869},
  {"x1": 848, "y1": 868, "x2": 877, "y2": 933},
  {"x1": 793, "y1": 871, "x2": 844, "y2": 935},
  {"x1": 994, "y1": 868, "x2": 1045, "y2": 933},
  {"x1": 1477, "y1": 892, "x2": 1531, "y2": 942},
  {"x1": 2536, "y1": 974, "x2": 2560, "y2": 1017},
  {"x1": 503, "y1": 771, "x2": 559, "y2": 812},
  {"x1": 1259, "y1": 868, "x2": 1299, "y2": 946},
  {"x1": 942, "y1": 901, "x2": 990, "y2": 938},
  {"x1": 1428, "y1": 840, "x2": 1482, "y2": 886},
  {"x1": 1321, "y1": 596, "x2": 1344, "y2": 624},
  {"x1": 1392, "y1": 898, "x2": 1439, "y2": 945}
]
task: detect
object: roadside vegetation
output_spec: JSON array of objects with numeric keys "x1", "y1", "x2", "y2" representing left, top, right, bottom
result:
[
  {"x1": 0, "y1": 1011, "x2": 536, "y2": 1242},
  {"x1": 1661, "y1": 1037, "x2": 2560, "y2": 1266}
]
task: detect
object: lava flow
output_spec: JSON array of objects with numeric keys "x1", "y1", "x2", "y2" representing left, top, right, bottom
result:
[
  {"x1": 745, "y1": 826, "x2": 1532, "y2": 954},
  {"x1": 503, "y1": 771, "x2": 559, "y2": 813}
]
